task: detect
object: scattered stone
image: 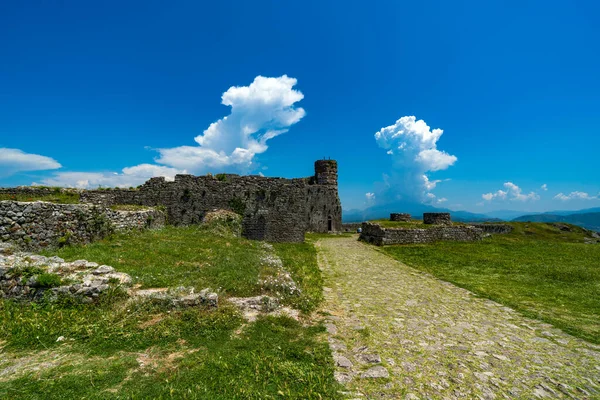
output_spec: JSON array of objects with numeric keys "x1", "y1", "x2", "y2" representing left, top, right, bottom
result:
[
  {"x1": 533, "y1": 386, "x2": 552, "y2": 398},
  {"x1": 325, "y1": 323, "x2": 338, "y2": 335},
  {"x1": 334, "y1": 355, "x2": 353, "y2": 369},
  {"x1": 360, "y1": 366, "x2": 389, "y2": 379},
  {"x1": 228, "y1": 295, "x2": 298, "y2": 322},
  {"x1": 329, "y1": 341, "x2": 347, "y2": 351},
  {"x1": 0, "y1": 250, "x2": 131, "y2": 303},
  {"x1": 356, "y1": 353, "x2": 381, "y2": 364},
  {"x1": 334, "y1": 371, "x2": 353, "y2": 383},
  {"x1": 56, "y1": 336, "x2": 65, "y2": 342},
  {"x1": 92, "y1": 265, "x2": 115, "y2": 275}
]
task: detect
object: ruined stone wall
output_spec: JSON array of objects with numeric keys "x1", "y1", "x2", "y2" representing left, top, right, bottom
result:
[
  {"x1": 2, "y1": 161, "x2": 342, "y2": 243},
  {"x1": 0, "y1": 201, "x2": 165, "y2": 250},
  {"x1": 359, "y1": 222, "x2": 484, "y2": 246},
  {"x1": 472, "y1": 224, "x2": 514, "y2": 234},
  {"x1": 390, "y1": 213, "x2": 411, "y2": 222},
  {"x1": 79, "y1": 161, "x2": 342, "y2": 242},
  {"x1": 423, "y1": 212, "x2": 452, "y2": 225}
]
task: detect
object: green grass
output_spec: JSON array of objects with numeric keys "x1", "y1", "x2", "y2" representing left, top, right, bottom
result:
[
  {"x1": 0, "y1": 191, "x2": 80, "y2": 204},
  {"x1": 273, "y1": 241, "x2": 324, "y2": 313},
  {"x1": 42, "y1": 225, "x2": 266, "y2": 296},
  {"x1": 0, "y1": 225, "x2": 340, "y2": 398},
  {"x1": 369, "y1": 219, "x2": 464, "y2": 229},
  {"x1": 380, "y1": 222, "x2": 600, "y2": 343}
]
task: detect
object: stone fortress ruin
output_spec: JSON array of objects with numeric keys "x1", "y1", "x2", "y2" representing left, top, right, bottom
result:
[
  {"x1": 0, "y1": 160, "x2": 342, "y2": 249},
  {"x1": 359, "y1": 212, "x2": 513, "y2": 246}
]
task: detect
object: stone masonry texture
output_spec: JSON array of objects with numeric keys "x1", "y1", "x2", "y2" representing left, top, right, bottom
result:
[
  {"x1": 359, "y1": 222, "x2": 485, "y2": 246},
  {"x1": 77, "y1": 160, "x2": 342, "y2": 242},
  {"x1": 317, "y1": 236, "x2": 600, "y2": 399},
  {"x1": 423, "y1": 212, "x2": 452, "y2": 225},
  {"x1": 0, "y1": 201, "x2": 164, "y2": 250},
  {"x1": 390, "y1": 213, "x2": 411, "y2": 222}
]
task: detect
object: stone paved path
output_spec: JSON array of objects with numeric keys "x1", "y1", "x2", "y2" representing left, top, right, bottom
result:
[{"x1": 317, "y1": 236, "x2": 600, "y2": 399}]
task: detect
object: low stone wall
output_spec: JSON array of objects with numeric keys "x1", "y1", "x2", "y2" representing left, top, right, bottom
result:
[
  {"x1": 105, "y1": 209, "x2": 165, "y2": 231},
  {"x1": 390, "y1": 213, "x2": 411, "y2": 222},
  {"x1": 341, "y1": 223, "x2": 362, "y2": 232},
  {"x1": 359, "y1": 222, "x2": 484, "y2": 246},
  {"x1": 423, "y1": 213, "x2": 452, "y2": 225},
  {"x1": 0, "y1": 201, "x2": 165, "y2": 250},
  {"x1": 473, "y1": 224, "x2": 513, "y2": 234}
]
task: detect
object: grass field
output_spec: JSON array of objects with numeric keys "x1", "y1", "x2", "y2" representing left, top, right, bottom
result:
[
  {"x1": 0, "y1": 225, "x2": 341, "y2": 399},
  {"x1": 381, "y1": 222, "x2": 600, "y2": 343}
]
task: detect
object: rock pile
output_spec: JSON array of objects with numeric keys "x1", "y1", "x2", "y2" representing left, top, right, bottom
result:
[
  {"x1": 134, "y1": 286, "x2": 218, "y2": 308},
  {"x1": 0, "y1": 243, "x2": 131, "y2": 303}
]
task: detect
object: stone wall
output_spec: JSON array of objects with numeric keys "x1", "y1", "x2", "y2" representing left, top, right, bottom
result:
[
  {"x1": 0, "y1": 201, "x2": 165, "y2": 250},
  {"x1": 473, "y1": 224, "x2": 514, "y2": 234},
  {"x1": 390, "y1": 213, "x2": 411, "y2": 222},
  {"x1": 341, "y1": 223, "x2": 362, "y2": 232},
  {"x1": 423, "y1": 212, "x2": 452, "y2": 225},
  {"x1": 79, "y1": 160, "x2": 342, "y2": 242},
  {"x1": 359, "y1": 222, "x2": 484, "y2": 246}
]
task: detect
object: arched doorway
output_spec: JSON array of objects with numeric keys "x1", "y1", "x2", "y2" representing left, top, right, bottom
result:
[{"x1": 327, "y1": 216, "x2": 333, "y2": 232}]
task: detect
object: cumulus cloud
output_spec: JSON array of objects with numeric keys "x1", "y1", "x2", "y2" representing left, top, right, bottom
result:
[
  {"x1": 0, "y1": 148, "x2": 61, "y2": 177},
  {"x1": 425, "y1": 192, "x2": 449, "y2": 205},
  {"x1": 541, "y1": 184, "x2": 548, "y2": 191},
  {"x1": 38, "y1": 164, "x2": 185, "y2": 189},
  {"x1": 156, "y1": 75, "x2": 305, "y2": 173},
  {"x1": 482, "y1": 182, "x2": 539, "y2": 202},
  {"x1": 373, "y1": 116, "x2": 457, "y2": 203},
  {"x1": 554, "y1": 191, "x2": 598, "y2": 201}
]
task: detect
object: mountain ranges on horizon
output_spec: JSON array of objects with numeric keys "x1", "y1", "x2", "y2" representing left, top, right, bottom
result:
[{"x1": 343, "y1": 203, "x2": 600, "y2": 232}]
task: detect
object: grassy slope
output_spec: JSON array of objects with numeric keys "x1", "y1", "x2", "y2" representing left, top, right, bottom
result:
[
  {"x1": 0, "y1": 191, "x2": 80, "y2": 204},
  {"x1": 381, "y1": 222, "x2": 600, "y2": 343},
  {"x1": 513, "y1": 212, "x2": 600, "y2": 232},
  {"x1": 0, "y1": 226, "x2": 340, "y2": 399}
]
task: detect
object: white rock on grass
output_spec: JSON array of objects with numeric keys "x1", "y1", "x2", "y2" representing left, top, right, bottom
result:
[{"x1": 360, "y1": 366, "x2": 389, "y2": 379}]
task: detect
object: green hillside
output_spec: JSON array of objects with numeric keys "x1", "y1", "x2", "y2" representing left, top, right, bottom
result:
[{"x1": 513, "y1": 212, "x2": 600, "y2": 231}]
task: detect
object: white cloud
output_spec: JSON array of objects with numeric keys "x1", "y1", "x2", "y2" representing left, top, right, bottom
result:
[
  {"x1": 541, "y1": 184, "x2": 548, "y2": 191},
  {"x1": 373, "y1": 116, "x2": 457, "y2": 203},
  {"x1": 482, "y1": 182, "x2": 539, "y2": 202},
  {"x1": 423, "y1": 175, "x2": 442, "y2": 191},
  {"x1": 554, "y1": 191, "x2": 598, "y2": 201},
  {"x1": 365, "y1": 192, "x2": 375, "y2": 201},
  {"x1": 0, "y1": 148, "x2": 61, "y2": 177},
  {"x1": 39, "y1": 164, "x2": 185, "y2": 189},
  {"x1": 425, "y1": 192, "x2": 448, "y2": 205},
  {"x1": 156, "y1": 75, "x2": 305, "y2": 174}
]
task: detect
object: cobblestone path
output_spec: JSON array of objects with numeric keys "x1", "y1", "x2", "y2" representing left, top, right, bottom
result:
[{"x1": 317, "y1": 236, "x2": 600, "y2": 399}]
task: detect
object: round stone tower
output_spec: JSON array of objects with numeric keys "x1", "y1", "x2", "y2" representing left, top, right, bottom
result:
[
  {"x1": 314, "y1": 160, "x2": 338, "y2": 186},
  {"x1": 423, "y1": 212, "x2": 452, "y2": 225}
]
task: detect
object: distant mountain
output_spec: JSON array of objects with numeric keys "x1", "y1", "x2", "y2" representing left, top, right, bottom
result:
[
  {"x1": 484, "y1": 207, "x2": 600, "y2": 221},
  {"x1": 483, "y1": 209, "x2": 541, "y2": 220},
  {"x1": 512, "y1": 212, "x2": 600, "y2": 232},
  {"x1": 539, "y1": 207, "x2": 600, "y2": 216},
  {"x1": 343, "y1": 200, "x2": 497, "y2": 223}
]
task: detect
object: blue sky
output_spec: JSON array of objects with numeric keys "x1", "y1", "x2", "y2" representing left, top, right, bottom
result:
[{"x1": 1, "y1": 1, "x2": 599, "y2": 214}]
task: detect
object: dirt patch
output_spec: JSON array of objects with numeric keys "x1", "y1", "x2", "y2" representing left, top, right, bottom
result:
[{"x1": 138, "y1": 313, "x2": 165, "y2": 328}]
